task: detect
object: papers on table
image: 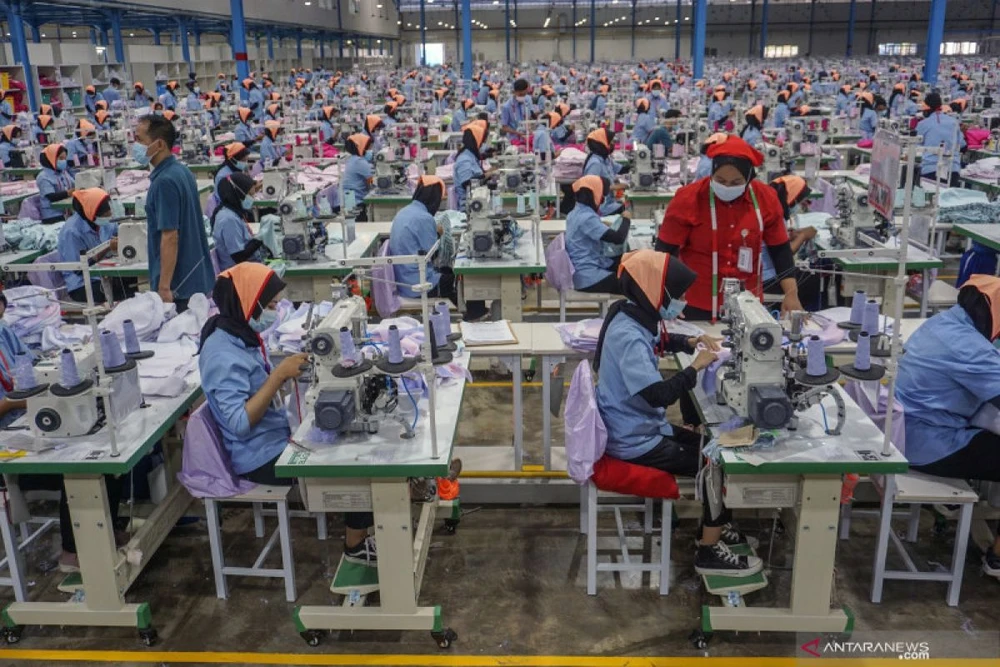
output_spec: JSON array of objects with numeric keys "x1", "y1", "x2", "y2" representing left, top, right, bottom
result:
[{"x1": 459, "y1": 320, "x2": 518, "y2": 346}]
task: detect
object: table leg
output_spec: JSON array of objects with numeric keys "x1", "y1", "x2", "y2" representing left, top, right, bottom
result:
[
  {"x1": 542, "y1": 355, "x2": 552, "y2": 471},
  {"x1": 510, "y1": 356, "x2": 523, "y2": 471},
  {"x1": 920, "y1": 269, "x2": 929, "y2": 318},
  {"x1": 3, "y1": 474, "x2": 153, "y2": 632},
  {"x1": 499, "y1": 275, "x2": 523, "y2": 322},
  {"x1": 704, "y1": 476, "x2": 851, "y2": 634},
  {"x1": 0, "y1": 494, "x2": 27, "y2": 602}
]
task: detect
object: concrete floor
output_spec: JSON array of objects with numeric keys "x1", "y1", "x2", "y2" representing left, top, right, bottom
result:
[{"x1": 4, "y1": 383, "x2": 1000, "y2": 665}]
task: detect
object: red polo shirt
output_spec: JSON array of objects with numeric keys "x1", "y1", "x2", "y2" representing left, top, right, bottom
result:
[{"x1": 657, "y1": 178, "x2": 788, "y2": 314}]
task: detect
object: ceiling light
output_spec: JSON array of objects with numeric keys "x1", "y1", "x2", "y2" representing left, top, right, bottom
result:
[
  {"x1": 377, "y1": 3, "x2": 383, "y2": 7},
  {"x1": 438, "y1": 21, "x2": 442, "y2": 25},
  {"x1": 685, "y1": 16, "x2": 690, "y2": 20},
  {"x1": 304, "y1": 1, "x2": 311, "y2": 5},
  {"x1": 494, "y1": 0, "x2": 500, "y2": 4},
  {"x1": 544, "y1": 17, "x2": 551, "y2": 27},
  {"x1": 655, "y1": 16, "x2": 659, "y2": 20}
]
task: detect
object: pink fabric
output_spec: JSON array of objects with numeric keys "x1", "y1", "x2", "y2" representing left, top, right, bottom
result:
[
  {"x1": 372, "y1": 240, "x2": 401, "y2": 318},
  {"x1": 18, "y1": 194, "x2": 42, "y2": 221},
  {"x1": 544, "y1": 233, "x2": 575, "y2": 293},
  {"x1": 965, "y1": 128, "x2": 990, "y2": 150},
  {"x1": 177, "y1": 403, "x2": 258, "y2": 499},
  {"x1": 857, "y1": 138, "x2": 874, "y2": 148}
]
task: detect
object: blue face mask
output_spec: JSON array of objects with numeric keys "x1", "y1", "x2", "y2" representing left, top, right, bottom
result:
[
  {"x1": 249, "y1": 308, "x2": 277, "y2": 333},
  {"x1": 660, "y1": 296, "x2": 687, "y2": 321},
  {"x1": 95, "y1": 216, "x2": 112, "y2": 226},
  {"x1": 364, "y1": 149, "x2": 374, "y2": 161},
  {"x1": 56, "y1": 159, "x2": 67, "y2": 171},
  {"x1": 132, "y1": 142, "x2": 150, "y2": 166},
  {"x1": 242, "y1": 195, "x2": 255, "y2": 211},
  {"x1": 234, "y1": 160, "x2": 248, "y2": 171}
]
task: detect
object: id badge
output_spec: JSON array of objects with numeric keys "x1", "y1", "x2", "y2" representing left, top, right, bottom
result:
[{"x1": 737, "y1": 246, "x2": 753, "y2": 273}]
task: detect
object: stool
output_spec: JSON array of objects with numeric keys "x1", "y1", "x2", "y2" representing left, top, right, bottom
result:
[
  {"x1": 204, "y1": 485, "x2": 297, "y2": 602},
  {"x1": 560, "y1": 290, "x2": 612, "y2": 322},
  {"x1": 871, "y1": 473, "x2": 978, "y2": 606},
  {"x1": 579, "y1": 482, "x2": 672, "y2": 596}
]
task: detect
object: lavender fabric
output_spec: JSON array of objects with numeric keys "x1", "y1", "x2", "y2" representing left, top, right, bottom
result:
[
  {"x1": 564, "y1": 361, "x2": 607, "y2": 484},
  {"x1": 844, "y1": 380, "x2": 906, "y2": 455},
  {"x1": 177, "y1": 402, "x2": 258, "y2": 499},
  {"x1": 372, "y1": 239, "x2": 402, "y2": 318},
  {"x1": 544, "y1": 232, "x2": 576, "y2": 293},
  {"x1": 18, "y1": 195, "x2": 41, "y2": 221},
  {"x1": 27, "y1": 250, "x2": 67, "y2": 295}
]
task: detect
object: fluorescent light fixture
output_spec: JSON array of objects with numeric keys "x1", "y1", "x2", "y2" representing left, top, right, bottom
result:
[
  {"x1": 544, "y1": 17, "x2": 551, "y2": 27},
  {"x1": 377, "y1": 3, "x2": 383, "y2": 6},
  {"x1": 304, "y1": 1, "x2": 311, "y2": 4},
  {"x1": 685, "y1": 16, "x2": 689, "y2": 20}
]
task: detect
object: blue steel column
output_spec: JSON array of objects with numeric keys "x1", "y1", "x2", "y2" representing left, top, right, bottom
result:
[
  {"x1": 29, "y1": 24, "x2": 40, "y2": 44},
  {"x1": 675, "y1": 0, "x2": 681, "y2": 60},
  {"x1": 461, "y1": 0, "x2": 472, "y2": 80},
  {"x1": 807, "y1": 0, "x2": 816, "y2": 56},
  {"x1": 759, "y1": 0, "x2": 769, "y2": 58},
  {"x1": 267, "y1": 29, "x2": 274, "y2": 60},
  {"x1": 846, "y1": 0, "x2": 856, "y2": 56},
  {"x1": 868, "y1": 0, "x2": 877, "y2": 55},
  {"x1": 229, "y1": 0, "x2": 250, "y2": 101},
  {"x1": 454, "y1": 1, "x2": 460, "y2": 64},
  {"x1": 339, "y1": 35, "x2": 345, "y2": 59},
  {"x1": 6, "y1": 1, "x2": 37, "y2": 111},
  {"x1": 420, "y1": 0, "x2": 427, "y2": 66},
  {"x1": 630, "y1": 0, "x2": 637, "y2": 59},
  {"x1": 689, "y1": 0, "x2": 696, "y2": 59},
  {"x1": 90, "y1": 28, "x2": 97, "y2": 45},
  {"x1": 320, "y1": 34, "x2": 326, "y2": 60},
  {"x1": 514, "y1": 0, "x2": 519, "y2": 62},
  {"x1": 153, "y1": 29, "x2": 161, "y2": 46},
  {"x1": 296, "y1": 30, "x2": 303, "y2": 60},
  {"x1": 111, "y1": 11, "x2": 125, "y2": 64},
  {"x1": 924, "y1": 0, "x2": 947, "y2": 83},
  {"x1": 178, "y1": 18, "x2": 192, "y2": 73},
  {"x1": 692, "y1": 0, "x2": 706, "y2": 79},
  {"x1": 195, "y1": 31, "x2": 202, "y2": 47},
  {"x1": 572, "y1": 0, "x2": 577, "y2": 61},
  {"x1": 505, "y1": 0, "x2": 511, "y2": 62},
  {"x1": 589, "y1": 0, "x2": 595, "y2": 63}
]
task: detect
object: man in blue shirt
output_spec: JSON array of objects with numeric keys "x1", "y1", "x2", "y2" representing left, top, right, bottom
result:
[
  {"x1": 916, "y1": 92, "x2": 966, "y2": 187},
  {"x1": 133, "y1": 115, "x2": 214, "y2": 313},
  {"x1": 501, "y1": 79, "x2": 531, "y2": 142},
  {"x1": 101, "y1": 78, "x2": 122, "y2": 106}
]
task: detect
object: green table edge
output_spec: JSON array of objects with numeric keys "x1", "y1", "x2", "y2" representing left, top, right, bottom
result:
[
  {"x1": 0, "y1": 388, "x2": 202, "y2": 475},
  {"x1": 952, "y1": 224, "x2": 1000, "y2": 252},
  {"x1": 3, "y1": 249, "x2": 44, "y2": 265},
  {"x1": 721, "y1": 459, "x2": 909, "y2": 475},
  {"x1": 453, "y1": 264, "x2": 545, "y2": 275}
]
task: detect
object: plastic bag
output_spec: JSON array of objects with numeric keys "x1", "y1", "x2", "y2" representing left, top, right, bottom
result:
[{"x1": 564, "y1": 362, "x2": 607, "y2": 484}]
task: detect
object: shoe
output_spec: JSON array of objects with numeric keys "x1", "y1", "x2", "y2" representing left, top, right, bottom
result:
[
  {"x1": 344, "y1": 536, "x2": 378, "y2": 567},
  {"x1": 694, "y1": 542, "x2": 763, "y2": 578},
  {"x1": 697, "y1": 523, "x2": 759, "y2": 551},
  {"x1": 58, "y1": 551, "x2": 79, "y2": 574},
  {"x1": 984, "y1": 547, "x2": 1000, "y2": 578}
]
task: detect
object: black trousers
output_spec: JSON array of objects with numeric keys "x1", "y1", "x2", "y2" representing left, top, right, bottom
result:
[
  {"x1": 577, "y1": 258, "x2": 625, "y2": 295},
  {"x1": 431, "y1": 267, "x2": 488, "y2": 321},
  {"x1": 912, "y1": 431, "x2": 1000, "y2": 482},
  {"x1": 244, "y1": 455, "x2": 374, "y2": 531},
  {"x1": 626, "y1": 429, "x2": 731, "y2": 528}
]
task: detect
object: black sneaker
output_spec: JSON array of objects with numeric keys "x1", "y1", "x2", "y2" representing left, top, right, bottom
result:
[
  {"x1": 694, "y1": 542, "x2": 763, "y2": 578},
  {"x1": 697, "y1": 523, "x2": 760, "y2": 550},
  {"x1": 984, "y1": 547, "x2": 1000, "y2": 578},
  {"x1": 344, "y1": 536, "x2": 378, "y2": 567}
]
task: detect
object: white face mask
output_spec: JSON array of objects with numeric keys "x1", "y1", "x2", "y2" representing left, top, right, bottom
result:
[{"x1": 711, "y1": 179, "x2": 746, "y2": 202}]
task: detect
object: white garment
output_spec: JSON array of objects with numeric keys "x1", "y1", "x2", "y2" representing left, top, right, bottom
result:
[
  {"x1": 157, "y1": 293, "x2": 210, "y2": 343},
  {"x1": 101, "y1": 292, "x2": 174, "y2": 341},
  {"x1": 40, "y1": 324, "x2": 93, "y2": 351}
]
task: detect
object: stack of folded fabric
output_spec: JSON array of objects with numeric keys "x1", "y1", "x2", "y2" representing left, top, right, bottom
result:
[
  {"x1": 553, "y1": 147, "x2": 587, "y2": 181},
  {"x1": 1, "y1": 286, "x2": 62, "y2": 346},
  {"x1": 553, "y1": 317, "x2": 603, "y2": 353}
]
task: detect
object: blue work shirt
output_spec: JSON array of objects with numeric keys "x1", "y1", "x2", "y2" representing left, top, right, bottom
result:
[
  {"x1": 57, "y1": 213, "x2": 117, "y2": 292},
  {"x1": 388, "y1": 200, "x2": 440, "y2": 298},
  {"x1": 596, "y1": 311, "x2": 675, "y2": 460},
  {"x1": 742, "y1": 125, "x2": 763, "y2": 149},
  {"x1": 186, "y1": 93, "x2": 202, "y2": 113},
  {"x1": 632, "y1": 112, "x2": 656, "y2": 146},
  {"x1": 259, "y1": 136, "x2": 283, "y2": 166},
  {"x1": 248, "y1": 88, "x2": 266, "y2": 120},
  {"x1": 501, "y1": 97, "x2": 527, "y2": 139},
  {"x1": 593, "y1": 95, "x2": 607, "y2": 117},
  {"x1": 917, "y1": 111, "x2": 965, "y2": 176},
  {"x1": 454, "y1": 150, "x2": 484, "y2": 211},
  {"x1": 200, "y1": 329, "x2": 290, "y2": 475},
  {"x1": 319, "y1": 120, "x2": 337, "y2": 144},
  {"x1": 773, "y1": 102, "x2": 789, "y2": 129},
  {"x1": 788, "y1": 90, "x2": 805, "y2": 108},
  {"x1": 649, "y1": 93, "x2": 669, "y2": 115},
  {"x1": 35, "y1": 167, "x2": 74, "y2": 221},
  {"x1": 835, "y1": 93, "x2": 852, "y2": 115},
  {"x1": 212, "y1": 206, "x2": 259, "y2": 271},
  {"x1": 146, "y1": 156, "x2": 214, "y2": 299},
  {"x1": 583, "y1": 154, "x2": 621, "y2": 215},
  {"x1": 552, "y1": 124, "x2": 572, "y2": 144},
  {"x1": 476, "y1": 86, "x2": 489, "y2": 105},
  {"x1": 695, "y1": 155, "x2": 712, "y2": 180},
  {"x1": 450, "y1": 108, "x2": 468, "y2": 133},
  {"x1": 486, "y1": 98, "x2": 498, "y2": 114},
  {"x1": 708, "y1": 101, "x2": 729, "y2": 128},
  {"x1": 896, "y1": 306, "x2": 1000, "y2": 466},
  {"x1": 214, "y1": 164, "x2": 244, "y2": 190},
  {"x1": 533, "y1": 125, "x2": 553, "y2": 157},
  {"x1": 235, "y1": 122, "x2": 257, "y2": 146},
  {"x1": 160, "y1": 90, "x2": 178, "y2": 111},
  {"x1": 0, "y1": 100, "x2": 14, "y2": 124},
  {"x1": 343, "y1": 155, "x2": 373, "y2": 206},
  {"x1": 0, "y1": 321, "x2": 30, "y2": 419},
  {"x1": 859, "y1": 108, "x2": 879, "y2": 140},
  {"x1": 0, "y1": 142, "x2": 11, "y2": 168},
  {"x1": 565, "y1": 203, "x2": 615, "y2": 290},
  {"x1": 64, "y1": 137, "x2": 92, "y2": 168},
  {"x1": 101, "y1": 87, "x2": 121, "y2": 105},
  {"x1": 84, "y1": 93, "x2": 99, "y2": 115}
]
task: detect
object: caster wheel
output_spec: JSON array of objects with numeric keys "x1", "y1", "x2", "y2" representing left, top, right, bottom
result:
[
  {"x1": 523, "y1": 370, "x2": 535, "y2": 382},
  {"x1": 689, "y1": 629, "x2": 712, "y2": 650},
  {"x1": 444, "y1": 519, "x2": 459, "y2": 534},
  {"x1": 138, "y1": 628, "x2": 158, "y2": 647},
  {"x1": 432, "y1": 628, "x2": 458, "y2": 650},
  {"x1": 4, "y1": 626, "x2": 23, "y2": 644},
  {"x1": 301, "y1": 630, "x2": 325, "y2": 647}
]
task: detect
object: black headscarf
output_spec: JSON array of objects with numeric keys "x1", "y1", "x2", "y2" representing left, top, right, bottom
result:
[
  {"x1": 413, "y1": 179, "x2": 444, "y2": 216},
  {"x1": 459, "y1": 126, "x2": 482, "y2": 160},
  {"x1": 574, "y1": 176, "x2": 609, "y2": 213},
  {"x1": 211, "y1": 172, "x2": 256, "y2": 230},
  {"x1": 199, "y1": 264, "x2": 286, "y2": 352},
  {"x1": 711, "y1": 154, "x2": 754, "y2": 182},
  {"x1": 959, "y1": 285, "x2": 993, "y2": 341}
]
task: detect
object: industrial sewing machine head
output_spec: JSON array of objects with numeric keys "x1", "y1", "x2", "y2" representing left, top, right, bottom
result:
[
  {"x1": 878, "y1": 117, "x2": 902, "y2": 134},
  {"x1": 374, "y1": 150, "x2": 408, "y2": 194},
  {"x1": 632, "y1": 143, "x2": 657, "y2": 191},
  {"x1": 260, "y1": 170, "x2": 289, "y2": 201},
  {"x1": 828, "y1": 182, "x2": 881, "y2": 247},
  {"x1": 279, "y1": 194, "x2": 326, "y2": 261},
  {"x1": 496, "y1": 150, "x2": 536, "y2": 194},
  {"x1": 465, "y1": 185, "x2": 520, "y2": 260},
  {"x1": 117, "y1": 222, "x2": 148, "y2": 264}
]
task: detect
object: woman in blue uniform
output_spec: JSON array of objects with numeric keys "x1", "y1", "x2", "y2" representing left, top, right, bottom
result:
[
  {"x1": 739, "y1": 105, "x2": 767, "y2": 149},
  {"x1": 258, "y1": 122, "x2": 284, "y2": 168},
  {"x1": 858, "y1": 91, "x2": 879, "y2": 141},
  {"x1": 453, "y1": 121, "x2": 490, "y2": 212},
  {"x1": 0, "y1": 90, "x2": 15, "y2": 126},
  {"x1": 593, "y1": 249, "x2": 760, "y2": 577},
  {"x1": 582, "y1": 128, "x2": 625, "y2": 215},
  {"x1": 57, "y1": 188, "x2": 132, "y2": 303},
  {"x1": 214, "y1": 142, "x2": 250, "y2": 189},
  {"x1": 64, "y1": 119, "x2": 96, "y2": 170},
  {"x1": 212, "y1": 173, "x2": 264, "y2": 271},
  {"x1": 33, "y1": 113, "x2": 56, "y2": 145},
  {"x1": 835, "y1": 84, "x2": 853, "y2": 115},
  {"x1": 389, "y1": 176, "x2": 487, "y2": 321},
  {"x1": 244, "y1": 78, "x2": 265, "y2": 121},
  {"x1": 896, "y1": 275, "x2": 1000, "y2": 577},
  {"x1": 565, "y1": 175, "x2": 631, "y2": 294},
  {"x1": 632, "y1": 98, "x2": 656, "y2": 147},
  {"x1": 264, "y1": 102, "x2": 282, "y2": 124},
  {"x1": 916, "y1": 92, "x2": 966, "y2": 187},
  {"x1": 160, "y1": 81, "x2": 179, "y2": 111},
  {"x1": 450, "y1": 98, "x2": 475, "y2": 133},
  {"x1": 707, "y1": 91, "x2": 731, "y2": 130},
  {"x1": 234, "y1": 107, "x2": 257, "y2": 146},
  {"x1": 185, "y1": 81, "x2": 202, "y2": 113},
  {"x1": 319, "y1": 106, "x2": 339, "y2": 145},
  {"x1": 0, "y1": 125, "x2": 20, "y2": 167},
  {"x1": 773, "y1": 90, "x2": 791, "y2": 129},
  {"x1": 35, "y1": 144, "x2": 74, "y2": 224},
  {"x1": 342, "y1": 133, "x2": 374, "y2": 219},
  {"x1": 83, "y1": 85, "x2": 100, "y2": 117},
  {"x1": 132, "y1": 82, "x2": 154, "y2": 107}
]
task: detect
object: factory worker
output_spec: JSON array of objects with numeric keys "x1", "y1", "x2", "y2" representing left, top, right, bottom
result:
[
  {"x1": 84, "y1": 85, "x2": 100, "y2": 116},
  {"x1": 133, "y1": 82, "x2": 154, "y2": 107},
  {"x1": 36, "y1": 144, "x2": 75, "y2": 225},
  {"x1": 583, "y1": 128, "x2": 626, "y2": 215},
  {"x1": 204, "y1": 93, "x2": 222, "y2": 129},
  {"x1": 33, "y1": 113, "x2": 56, "y2": 145},
  {"x1": 264, "y1": 102, "x2": 282, "y2": 124},
  {"x1": 590, "y1": 84, "x2": 610, "y2": 118},
  {"x1": 389, "y1": 176, "x2": 488, "y2": 320},
  {"x1": 565, "y1": 175, "x2": 631, "y2": 294},
  {"x1": 0, "y1": 292, "x2": 32, "y2": 429},
  {"x1": 835, "y1": 84, "x2": 853, "y2": 115},
  {"x1": 707, "y1": 91, "x2": 731, "y2": 130},
  {"x1": 215, "y1": 72, "x2": 228, "y2": 93},
  {"x1": 160, "y1": 81, "x2": 179, "y2": 111},
  {"x1": 888, "y1": 83, "x2": 908, "y2": 118},
  {"x1": 533, "y1": 111, "x2": 562, "y2": 160},
  {"x1": 319, "y1": 106, "x2": 340, "y2": 145},
  {"x1": 450, "y1": 98, "x2": 475, "y2": 133},
  {"x1": 214, "y1": 142, "x2": 250, "y2": 189},
  {"x1": 474, "y1": 77, "x2": 489, "y2": 105},
  {"x1": 258, "y1": 122, "x2": 284, "y2": 168},
  {"x1": 57, "y1": 188, "x2": 132, "y2": 303},
  {"x1": 632, "y1": 98, "x2": 657, "y2": 147},
  {"x1": 342, "y1": 133, "x2": 374, "y2": 220},
  {"x1": 858, "y1": 91, "x2": 879, "y2": 141},
  {"x1": 551, "y1": 102, "x2": 574, "y2": 144},
  {"x1": 0, "y1": 89, "x2": 14, "y2": 125},
  {"x1": 787, "y1": 81, "x2": 805, "y2": 108},
  {"x1": 593, "y1": 249, "x2": 761, "y2": 577},
  {"x1": 502, "y1": 79, "x2": 532, "y2": 141},
  {"x1": 867, "y1": 73, "x2": 881, "y2": 95},
  {"x1": 694, "y1": 133, "x2": 728, "y2": 181},
  {"x1": 454, "y1": 121, "x2": 492, "y2": 212},
  {"x1": 656, "y1": 135, "x2": 800, "y2": 320},
  {"x1": 212, "y1": 173, "x2": 264, "y2": 271},
  {"x1": 740, "y1": 105, "x2": 767, "y2": 149},
  {"x1": 234, "y1": 107, "x2": 257, "y2": 146},
  {"x1": 184, "y1": 81, "x2": 202, "y2": 113},
  {"x1": 765, "y1": 175, "x2": 821, "y2": 310},
  {"x1": 896, "y1": 275, "x2": 1000, "y2": 577},
  {"x1": 486, "y1": 88, "x2": 500, "y2": 114},
  {"x1": 432, "y1": 88, "x2": 449, "y2": 116},
  {"x1": 917, "y1": 92, "x2": 965, "y2": 187},
  {"x1": 382, "y1": 101, "x2": 400, "y2": 128},
  {"x1": 93, "y1": 110, "x2": 112, "y2": 133},
  {"x1": 648, "y1": 79, "x2": 669, "y2": 115},
  {"x1": 244, "y1": 78, "x2": 265, "y2": 121},
  {"x1": 64, "y1": 119, "x2": 96, "y2": 169},
  {"x1": 773, "y1": 90, "x2": 791, "y2": 129},
  {"x1": 198, "y1": 265, "x2": 377, "y2": 567},
  {"x1": 101, "y1": 77, "x2": 122, "y2": 106},
  {"x1": 0, "y1": 125, "x2": 20, "y2": 168},
  {"x1": 741, "y1": 79, "x2": 758, "y2": 105},
  {"x1": 903, "y1": 90, "x2": 922, "y2": 118},
  {"x1": 363, "y1": 113, "x2": 385, "y2": 153}
]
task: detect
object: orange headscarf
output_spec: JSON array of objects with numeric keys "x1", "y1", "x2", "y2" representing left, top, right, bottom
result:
[
  {"x1": 72, "y1": 188, "x2": 110, "y2": 222},
  {"x1": 964, "y1": 275, "x2": 1000, "y2": 339}
]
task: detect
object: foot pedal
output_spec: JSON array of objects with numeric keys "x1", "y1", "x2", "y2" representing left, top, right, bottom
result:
[
  {"x1": 58, "y1": 572, "x2": 84, "y2": 594},
  {"x1": 329, "y1": 554, "x2": 380, "y2": 597},
  {"x1": 700, "y1": 544, "x2": 769, "y2": 600}
]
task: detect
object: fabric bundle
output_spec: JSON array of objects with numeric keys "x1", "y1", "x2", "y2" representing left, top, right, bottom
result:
[
  {"x1": 554, "y1": 318, "x2": 604, "y2": 353},
  {"x1": 2, "y1": 218, "x2": 64, "y2": 252},
  {"x1": 101, "y1": 292, "x2": 175, "y2": 341},
  {"x1": 1, "y1": 285, "x2": 62, "y2": 345}
]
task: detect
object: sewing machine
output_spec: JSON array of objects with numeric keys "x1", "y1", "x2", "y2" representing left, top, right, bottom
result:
[
  {"x1": 465, "y1": 186, "x2": 520, "y2": 260},
  {"x1": 261, "y1": 170, "x2": 290, "y2": 201},
  {"x1": 117, "y1": 222, "x2": 147, "y2": 264},
  {"x1": 373, "y1": 151, "x2": 408, "y2": 194},
  {"x1": 279, "y1": 194, "x2": 326, "y2": 261},
  {"x1": 495, "y1": 150, "x2": 536, "y2": 195},
  {"x1": 180, "y1": 124, "x2": 211, "y2": 164},
  {"x1": 761, "y1": 143, "x2": 785, "y2": 179},
  {"x1": 632, "y1": 143, "x2": 657, "y2": 191},
  {"x1": 828, "y1": 182, "x2": 882, "y2": 246}
]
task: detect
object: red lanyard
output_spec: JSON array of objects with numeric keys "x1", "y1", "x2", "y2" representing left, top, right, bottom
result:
[{"x1": 0, "y1": 349, "x2": 13, "y2": 393}]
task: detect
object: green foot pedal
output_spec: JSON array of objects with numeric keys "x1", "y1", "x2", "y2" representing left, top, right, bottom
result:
[
  {"x1": 329, "y1": 554, "x2": 380, "y2": 598},
  {"x1": 57, "y1": 572, "x2": 84, "y2": 594},
  {"x1": 701, "y1": 544, "x2": 768, "y2": 605}
]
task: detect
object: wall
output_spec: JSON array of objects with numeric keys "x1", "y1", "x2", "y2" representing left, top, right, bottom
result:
[{"x1": 399, "y1": 0, "x2": 1000, "y2": 63}]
